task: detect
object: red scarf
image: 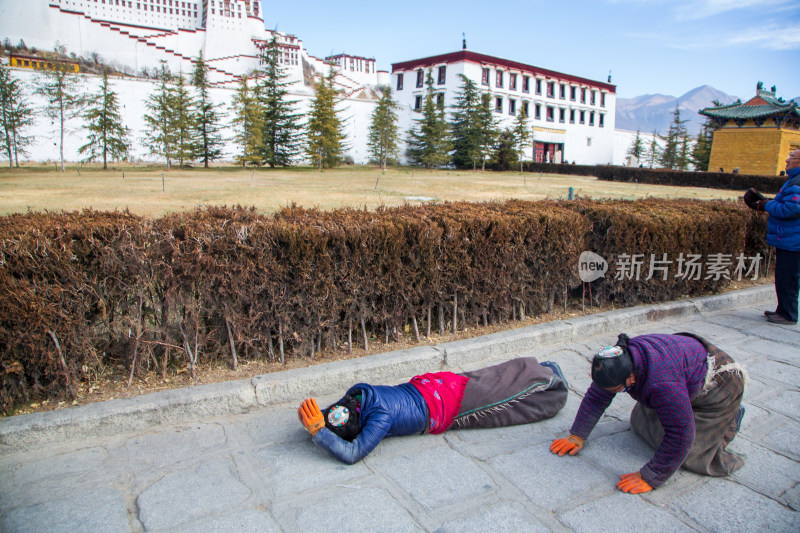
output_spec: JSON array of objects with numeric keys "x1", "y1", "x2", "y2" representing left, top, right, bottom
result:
[{"x1": 410, "y1": 372, "x2": 469, "y2": 435}]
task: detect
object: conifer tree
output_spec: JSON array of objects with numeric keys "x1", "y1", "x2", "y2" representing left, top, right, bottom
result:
[
  {"x1": 192, "y1": 52, "x2": 225, "y2": 167},
  {"x1": 0, "y1": 63, "x2": 35, "y2": 168},
  {"x1": 645, "y1": 131, "x2": 660, "y2": 168},
  {"x1": 306, "y1": 67, "x2": 346, "y2": 170},
  {"x1": 510, "y1": 105, "x2": 531, "y2": 172},
  {"x1": 367, "y1": 86, "x2": 399, "y2": 170},
  {"x1": 658, "y1": 107, "x2": 688, "y2": 169},
  {"x1": 492, "y1": 129, "x2": 518, "y2": 171},
  {"x1": 691, "y1": 123, "x2": 713, "y2": 172},
  {"x1": 257, "y1": 36, "x2": 304, "y2": 167},
  {"x1": 142, "y1": 65, "x2": 177, "y2": 167},
  {"x1": 171, "y1": 73, "x2": 198, "y2": 167},
  {"x1": 34, "y1": 44, "x2": 84, "y2": 171},
  {"x1": 450, "y1": 74, "x2": 481, "y2": 169},
  {"x1": 406, "y1": 70, "x2": 451, "y2": 168},
  {"x1": 79, "y1": 68, "x2": 130, "y2": 168},
  {"x1": 230, "y1": 75, "x2": 264, "y2": 167},
  {"x1": 626, "y1": 129, "x2": 644, "y2": 163},
  {"x1": 473, "y1": 92, "x2": 498, "y2": 171}
]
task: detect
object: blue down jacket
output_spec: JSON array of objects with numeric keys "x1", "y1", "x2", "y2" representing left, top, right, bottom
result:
[
  {"x1": 312, "y1": 382, "x2": 427, "y2": 464},
  {"x1": 766, "y1": 167, "x2": 800, "y2": 251}
]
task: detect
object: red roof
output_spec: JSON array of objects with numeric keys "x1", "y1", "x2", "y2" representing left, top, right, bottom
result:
[{"x1": 391, "y1": 50, "x2": 615, "y2": 93}]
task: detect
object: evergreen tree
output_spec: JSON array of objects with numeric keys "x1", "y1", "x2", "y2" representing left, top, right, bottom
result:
[
  {"x1": 367, "y1": 86, "x2": 400, "y2": 170},
  {"x1": 658, "y1": 107, "x2": 688, "y2": 169},
  {"x1": 449, "y1": 74, "x2": 481, "y2": 169},
  {"x1": 473, "y1": 92, "x2": 498, "y2": 171},
  {"x1": 691, "y1": 123, "x2": 713, "y2": 172},
  {"x1": 492, "y1": 129, "x2": 518, "y2": 171},
  {"x1": 34, "y1": 44, "x2": 84, "y2": 171},
  {"x1": 0, "y1": 63, "x2": 35, "y2": 168},
  {"x1": 510, "y1": 105, "x2": 531, "y2": 172},
  {"x1": 257, "y1": 36, "x2": 304, "y2": 167},
  {"x1": 78, "y1": 68, "x2": 130, "y2": 168},
  {"x1": 171, "y1": 73, "x2": 198, "y2": 167},
  {"x1": 230, "y1": 75, "x2": 264, "y2": 167},
  {"x1": 406, "y1": 70, "x2": 451, "y2": 168},
  {"x1": 142, "y1": 65, "x2": 177, "y2": 167},
  {"x1": 306, "y1": 67, "x2": 346, "y2": 170},
  {"x1": 645, "y1": 131, "x2": 660, "y2": 168},
  {"x1": 677, "y1": 133, "x2": 691, "y2": 171},
  {"x1": 192, "y1": 52, "x2": 225, "y2": 167},
  {"x1": 626, "y1": 129, "x2": 644, "y2": 163}
]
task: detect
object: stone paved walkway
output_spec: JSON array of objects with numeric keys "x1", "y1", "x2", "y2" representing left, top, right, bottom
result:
[{"x1": 0, "y1": 287, "x2": 798, "y2": 532}]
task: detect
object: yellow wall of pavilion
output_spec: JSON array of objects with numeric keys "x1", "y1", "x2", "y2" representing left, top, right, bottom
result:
[{"x1": 708, "y1": 121, "x2": 800, "y2": 176}]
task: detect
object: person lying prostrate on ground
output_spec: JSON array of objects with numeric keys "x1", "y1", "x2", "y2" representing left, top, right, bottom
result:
[
  {"x1": 297, "y1": 357, "x2": 568, "y2": 464},
  {"x1": 550, "y1": 333, "x2": 746, "y2": 493}
]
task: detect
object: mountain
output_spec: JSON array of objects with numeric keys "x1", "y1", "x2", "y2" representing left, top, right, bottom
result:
[{"x1": 616, "y1": 85, "x2": 739, "y2": 136}]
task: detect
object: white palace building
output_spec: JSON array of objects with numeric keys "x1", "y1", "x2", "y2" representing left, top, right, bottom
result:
[{"x1": 0, "y1": 0, "x2": 622, "y2": 166}]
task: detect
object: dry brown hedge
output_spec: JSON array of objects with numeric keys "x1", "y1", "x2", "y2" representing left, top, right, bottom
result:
[{"x1": 0, "y1": 200, "x2": 769, "y2": 413}]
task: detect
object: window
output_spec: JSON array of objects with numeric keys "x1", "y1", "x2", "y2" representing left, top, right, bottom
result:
[
  {"x1": 495, "y1": 97, "x2": 503, "y2": 113},
  {"x1": 599, "y1": 114, "x2": 605, "y2": 128},
  {"x1": 414, "y1": 95, "x2": 422, "y2": 110},
  {"x1": 535, "y1": 103, "x2": 541, "y2": 120},
  {"x1": 570, "y1": 86, "x2": 576, "y2": 101},
  {"x1": 481, "y1": 68, "x2": 490, "y2": 85},
  {"x1": 535, "y1": 79, "x2": 542, "y2": 95},
  {"x1": 510, "y1": 73, "x2": 517, "y2": 90},
  {"x1": 547, "y1": 82, "x2": 555, "y2": 98},
  {"x1": 509, "y1": 99, "x2": 516, "y2": 115},
  {"x1": 522, "y1": 76, "x2": 530, "y2": 93},
  {"x1": 560, "y1": 84, "x2": 566, "y2": 99},
  {"x1": 496, "y1": 70, "x2": 504, "y2": 88},
  {"x1": 589, "y1": 111, "x2": 595, "y2": 126},
  {"x1": 546, "y1": 106, "x2": 554, "y2": 122},
  {"x1": 580, "y1": 88, "x2": 586, "y2": 103},
  {"x1": 437, "y1": 65, "x2": 446, "y2": 85},
  {"x1": 601, "y1": 93, "x2": 606, "y2": 107},
  {"x1": 396, "y1": 73, "x2": 403, "y2": 90},
  {"x1": 579, "y1": 110, "x2": 585, "y2": 124},
  {"x1": 591, "y1": 91, "x2": 596, "y2": 105},
  {"x1": 416, "y1": 70, "x2": 423, "y2": 88},
  {"x1": 559, "y1": 108, "x2": 565, "y2": 123},
  {"x1": 569, "y1": 109, "x2": 575, "y2": 123},
  {"x1": 587, "y1": 137, "x2": 592, "y2": 147},
  {"x1": 522, "y1": 101, "x2": 529, "y2": 117}
]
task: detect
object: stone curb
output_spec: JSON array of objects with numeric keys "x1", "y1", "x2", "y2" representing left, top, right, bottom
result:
[{"x1": 0, "y1": 285, "x2": 774, "y2": 451}]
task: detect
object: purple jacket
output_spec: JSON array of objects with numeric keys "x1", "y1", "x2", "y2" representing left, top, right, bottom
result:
[{"x1": 570, "y1": 334, "x2": 708, "y2": 487}]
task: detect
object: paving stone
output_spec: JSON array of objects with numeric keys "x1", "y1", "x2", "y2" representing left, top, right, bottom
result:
[
  {"x1": 124, "y1": 423, "x2": 227, "y2": 469},
  {"x1": 445, "y1": 423, "x2": 544, "y2": 461},
  {"x1": 175, "y1": 509, "x2": 281, "y2": 533},
  {"x1": 671, "y1": 478, "x2": 800, "y2": 531},
  {"x1": 729, "y1": 437, "x2": 800, "y2": 505},
  {"x1": 435, "y1": 501, "x2": 549, "y2": 533},
  {"x1": 136, "y1": 458, "x2": 250, "y2": 531},
  {"x1": 580, "y1": 430, "x2": 655, "y2": 476},
  {"x1": 674, "y1": 321, "x2": 749, "y2": 345},
  {"x1": 743, "y1": 377, "x2": 771, "y2": 402},
  {"x1": 489, "y1": 445, "x2": 611, "y2": 511},
  {"x1": 374, "y1": 446, "x2": 495, "y2": 511},
  {"x1": 532, "y1": 348, "x2": 593, "y2": 396},
  {"x1": 240, "y1": 403, "x2": 319, "y2": 447},
  {"x1": 295, "y1": 486, "x2": 422, "y2": 533},
  {"x1": 0, "y1": 487, "x2": 129, "y2": 533},
  {"x1": 784, "y1": 484, "x2": 800, "y2": 512},
  {"x1": 739, "y1": 338, "x2": 800, "y2": 364},
  {"x1": 737, "y1": 402, "x2": 771, "y2": 438},
  {"x1": 559, "y1": 492, "x2": 694, "y2": 533},
  {"x1": 11, "y1": 446, "x2": 106, "y2": 486},
  {"x1": 762, "y1": 420, "x2": 800, "y2": 458},
  {"x1": 746, "y1": 359, "x2": 800, "y2": 387},
  {"x1": 758, "y1": 389, "x2": 800, "y2": 420},
  {"x1": 254, "y1": 439, "x2": 370, "y2": 497}
]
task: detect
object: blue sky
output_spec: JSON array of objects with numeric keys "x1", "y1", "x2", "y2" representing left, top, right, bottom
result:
[{"x1": 261, "y1": 0, "x2": 799, "y2": 101}]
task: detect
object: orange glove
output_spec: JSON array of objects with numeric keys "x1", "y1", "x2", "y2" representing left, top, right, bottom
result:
[
  {"x1": 550, "y1": 434, "x2": 584, "y2": 456},
  {"x1": 617, "y1": 472, "x2": 653, "y2": 494},
  {"x1": 298, "y1": 398, "x2": 325, "y2": 437}
]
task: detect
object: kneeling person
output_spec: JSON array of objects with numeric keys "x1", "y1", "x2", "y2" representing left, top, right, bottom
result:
[
  {"x1": 550, "y1": 333, "x2": 745, "y2": 493},
  {"x1": 298, "y1": 357, "x2": 568, "y2": 464}
]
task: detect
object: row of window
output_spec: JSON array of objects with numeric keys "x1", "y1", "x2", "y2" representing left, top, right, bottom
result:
[
  {"x1": 411, "y1": 94, "x2": 605, "y2": 127},
  {"x1": 397, "y1": 68, "x2": 607, "y2": 108}
]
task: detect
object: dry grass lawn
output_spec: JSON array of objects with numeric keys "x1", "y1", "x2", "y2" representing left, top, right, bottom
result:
[{"x1": 0, "y1": 164, "x2": 742, "y2": 217}]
